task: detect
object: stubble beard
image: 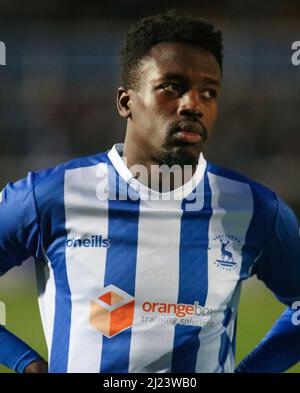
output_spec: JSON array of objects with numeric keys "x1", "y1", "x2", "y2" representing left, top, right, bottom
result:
[{"x1": 154, "y1": 122, "x2": 207, "y2": 168}]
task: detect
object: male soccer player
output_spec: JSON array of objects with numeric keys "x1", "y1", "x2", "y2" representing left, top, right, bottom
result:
[{"x1": 0, "y1": 11, "x2": 299, "y2": 373}]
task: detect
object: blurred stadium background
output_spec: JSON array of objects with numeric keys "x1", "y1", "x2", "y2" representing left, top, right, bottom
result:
[{"x1": 0, "y1": 0, "x2": 299, "y2": 373}]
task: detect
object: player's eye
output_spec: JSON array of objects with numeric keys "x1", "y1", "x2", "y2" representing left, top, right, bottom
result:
[
  {"x1": 160, "y1": 82, "x2": 183, "y2": 94},
  {"x1": 202, "y1": 89, "x2": 218, "y2": 100}
]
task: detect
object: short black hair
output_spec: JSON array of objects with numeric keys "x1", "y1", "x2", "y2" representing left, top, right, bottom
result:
[{"x1": 120, "y1": 10, "x2": 223, "y2": 89}]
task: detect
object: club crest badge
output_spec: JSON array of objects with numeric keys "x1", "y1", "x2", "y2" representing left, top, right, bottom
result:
[{"x1": 213, "y1": 235, "x2": 242, "y2": 271}]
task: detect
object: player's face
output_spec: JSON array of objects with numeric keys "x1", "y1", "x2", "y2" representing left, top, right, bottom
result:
[{"x1": 119, "y1": 42, "x2": 221, "y2": 166}]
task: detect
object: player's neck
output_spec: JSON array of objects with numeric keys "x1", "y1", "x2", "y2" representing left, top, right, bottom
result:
[{"x1": 122, "y1": 140, "x2": 197, "y2": 192}]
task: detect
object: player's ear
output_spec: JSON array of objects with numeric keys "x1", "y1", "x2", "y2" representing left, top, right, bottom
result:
[{"x1": 117, "y1": 87, "x2": 132, "y2": 118}]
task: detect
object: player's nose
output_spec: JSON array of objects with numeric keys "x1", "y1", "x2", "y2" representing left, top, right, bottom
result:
[{"x1": 177, "y1": 89, "x2": 203, "y2": 118}]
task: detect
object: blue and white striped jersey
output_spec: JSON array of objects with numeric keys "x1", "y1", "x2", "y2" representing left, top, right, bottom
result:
[{"x1": 0, "y1": 143, "x2": 299, "y2": 373}]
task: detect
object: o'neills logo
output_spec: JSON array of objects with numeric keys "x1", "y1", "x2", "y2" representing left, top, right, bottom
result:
[
  {"x1": 142, "y1": 301, "x2": 213, "y2": 318},
  {"x1": 66, "y1": 235, "x2": 110, "y2": 248}
]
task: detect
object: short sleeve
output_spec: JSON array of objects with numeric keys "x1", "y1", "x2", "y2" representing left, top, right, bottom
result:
[
  {"x1": 252, "y1": 197, "x2": 300, "y2": 305},
  {"x1": 0, "y1": 172, "x2": 41, "y2": 275}
]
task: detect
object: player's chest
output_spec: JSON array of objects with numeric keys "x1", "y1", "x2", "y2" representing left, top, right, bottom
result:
[{"x1": 48, "y1": 203, "x2": 247, "y2": 314}]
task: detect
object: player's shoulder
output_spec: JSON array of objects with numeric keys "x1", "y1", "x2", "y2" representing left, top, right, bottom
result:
[
  {"x1": 28, "y1": 150, "x2": 110, "y2": 208},
  {"x1": 33, "y1": 150, "x2": 109, "y2": 185},
  {"x1": 1, "y1": 151, "x2": 109, "y2": 204},
  {"x1": 32, "y1": 152, "x2": 108, "y2": 212},
  {"x1": 206, "y1": 160, "x2": 278, "y2": 213}
]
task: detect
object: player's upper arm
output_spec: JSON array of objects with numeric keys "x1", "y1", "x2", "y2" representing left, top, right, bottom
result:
[
  {"x1": 252, "y1": 196, "x2": 300, "y2": 305},
  {"x1": 0, "y1": 172, "x2": 41, "y2": 275}
]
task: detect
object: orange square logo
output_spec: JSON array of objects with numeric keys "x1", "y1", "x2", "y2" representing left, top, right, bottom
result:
[{"x1": 89, "y1": 285, "x2": 135, "y2": 338}]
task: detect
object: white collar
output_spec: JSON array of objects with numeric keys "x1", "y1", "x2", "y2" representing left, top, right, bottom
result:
[{"x1": 107, "y1": 143, "x2": 207, "y2": 200}]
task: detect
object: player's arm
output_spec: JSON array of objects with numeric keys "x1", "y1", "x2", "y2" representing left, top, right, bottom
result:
[
  {"x1": 236, "y1": 197, "x2": 300, "y2": 373},
  {"x1": 0, "y1": 173, "x2": 47, "y2": 373},
  {"x1": 235, "y1": 307, "x2": 300, "y2": 373},
  {"x1": 0, "y1": 325, "x2": 47, "y2": 373}
]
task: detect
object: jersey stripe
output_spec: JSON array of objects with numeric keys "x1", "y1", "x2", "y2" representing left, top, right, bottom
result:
[
  {"x1": 223, "y1": 282, "x2": 241, "y2": 372},
  {"x1": 194, "y1": 171, "x2": 253, "y2": 372},
  {"x1": 48, "y1": 170, "x2": 72, "y2": 373},
  {"x1": 128, "y1": 197, "x2": 183, "y2": 372},
  {"x1": 35, "y1": 251, "x2": 56, "y2": 359},
  {"x1": 240, "y1": 185, "x2": 276, "y2": 280},
  {"x1": 64, "y1": 163, "x2": 109, "y2": 372},
  {"x1": 100, "y1": 170, "x2": 140, "y2": 372},
  {"x1": 171, "y1": 172, "x2": 210, "y2": 372}
]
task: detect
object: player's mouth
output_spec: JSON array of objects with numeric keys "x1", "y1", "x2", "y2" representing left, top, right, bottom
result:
[
  {"x1": 174, "y1": 130, "x2": 202, "y2": 144},
  {"x1": 173, "y1": 122, "x2": 205, "y2": 144}
]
